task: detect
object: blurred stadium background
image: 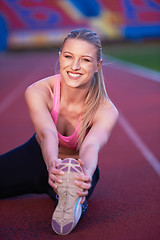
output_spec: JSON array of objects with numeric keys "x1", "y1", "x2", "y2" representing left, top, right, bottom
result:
[{"x1": 0, "y1": 0, "x2": 160, "y2": 71}]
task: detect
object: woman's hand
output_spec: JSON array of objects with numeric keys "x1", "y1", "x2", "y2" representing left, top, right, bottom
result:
[
  {"x1": 75, "y1": 159, "x2": 92, "y2": 204},
  {"x1": 48, "y1": 158, "x2": 64, "y2": 193}
]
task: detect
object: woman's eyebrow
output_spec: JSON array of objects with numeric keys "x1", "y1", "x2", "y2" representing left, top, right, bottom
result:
[
  {"x1": 63, "y1": 51, "x2": 72, "y2": 54},
  {"x1": 63, "y1": 51, "x2": 93, "y2": 59},
  {"x1": 82, "y1": 55, "x2": 93, "y2": 59}
]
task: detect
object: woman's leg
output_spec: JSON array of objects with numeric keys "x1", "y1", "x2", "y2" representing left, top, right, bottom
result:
[
  {"x1": 0, "y1": 134, "x2": 56, "y2": 200},
  {"x1": 87, "y1": 165, "x2": 100, "y2": 199},
  {"x1": 0, "y1": 133, "x2": 99, "y2": 200},
  {"x1": 81, "y1": 165, "x2": 100, "y2": 216}
]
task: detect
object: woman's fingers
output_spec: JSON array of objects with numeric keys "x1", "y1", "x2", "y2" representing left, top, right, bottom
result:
[
  {"x1": 49, "y1": 172, "x2": 62, "y2": 184},
  {"x1": 50, "y1": 167, "x2": 64, "y2": 177},
  {"x1": 76, "y1": 173, "x2": 92, "y2": 182},
  {"x1": 75, "y1": 159, "x2": 92, "y2": 198},
  {"x1": 77, "y1": 159, "x2": 92, "y2": 182},
  {"x1": 48, "y1": 158, "x2": 64, "y2": 190},
  {"x1": 48, "y1": 168, "x2": 64, "y2": 190},
  {"x1": 75, "y1": 179, "x2": 91, "y2": 190},
  {"x1": 55, "y1": 158, "x2": 63, "y2": 167},
  {"x1": 77, "y1": 189, "x2": 89, "y2": 198},
  {"x1": 80, "y1": 196, "x2": 86, "y2": 204},
  {"x1": 48, "y1": 178, "x2": 58, "y2": 194},
  {"x1": 75, "y1": 174, "x2": 92, "y2": 198},
  {"x1": 75, "y1": 173, "x2": 92, "y2": 187}
]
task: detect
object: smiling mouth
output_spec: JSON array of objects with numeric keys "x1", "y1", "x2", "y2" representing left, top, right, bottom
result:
[{"x1": 67, "y1": 72, "x2": 82, "y2": 78}]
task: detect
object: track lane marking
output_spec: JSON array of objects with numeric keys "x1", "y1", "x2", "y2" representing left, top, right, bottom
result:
[
  {"x1": 103, "y1": 55, "x2": 160, "y2": 83},
  {"x1": 119, "y1": 113, "x2": 160, "y2": 177},
  {"x1": 0, "y1": 70, "x2": 38, "y2": 115}
]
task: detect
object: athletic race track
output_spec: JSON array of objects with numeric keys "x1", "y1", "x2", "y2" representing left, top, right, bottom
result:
[{"x1": 0, "y1": 51, "x2": 160, "y2": 240}]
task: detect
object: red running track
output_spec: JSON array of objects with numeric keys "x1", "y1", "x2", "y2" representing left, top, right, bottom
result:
[{"x1": 0, "y1": 51, "x2": 160, "y2": 240}]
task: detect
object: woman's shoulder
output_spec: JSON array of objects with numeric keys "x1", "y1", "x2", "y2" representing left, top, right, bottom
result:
[
  {"x1": 28, "y1": 74, "x2": 59, "y2": 90},
  {"x1": 25, "y1": 74, "x2": 59, "y2": 111},
  {"x1": 25, "y1": 74, "x2": 60, "y2": 97}
]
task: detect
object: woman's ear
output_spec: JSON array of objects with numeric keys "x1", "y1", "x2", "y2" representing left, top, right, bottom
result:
[
  {"x1": 95, "y1": 59, "x2": 103, "y2": 72},
  {"x1": 58, "y1": 51, "x2": 62, "y2": 63}
]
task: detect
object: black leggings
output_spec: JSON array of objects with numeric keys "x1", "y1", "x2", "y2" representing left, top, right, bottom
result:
[{"x1": 0, "y1": 134, "x2": 100, "y2": 200}]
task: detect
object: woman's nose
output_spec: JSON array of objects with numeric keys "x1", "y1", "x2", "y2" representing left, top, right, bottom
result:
[{"x1": 71, "y1": 59, "x2": 81, "y2": 70}]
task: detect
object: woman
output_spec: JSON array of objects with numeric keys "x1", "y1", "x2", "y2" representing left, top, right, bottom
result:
[{"x1": 0, "y1": 29, "x2": 118, "y2": 235}]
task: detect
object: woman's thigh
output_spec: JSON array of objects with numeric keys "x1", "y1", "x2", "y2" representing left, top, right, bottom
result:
[{"x1": 0, "y1": 135, "x2": 50, "y2": 198}]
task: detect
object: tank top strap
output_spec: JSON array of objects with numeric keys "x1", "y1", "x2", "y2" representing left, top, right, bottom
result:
[{"x1": 51, "y1": 74, "x2": 61, "y2": 125}]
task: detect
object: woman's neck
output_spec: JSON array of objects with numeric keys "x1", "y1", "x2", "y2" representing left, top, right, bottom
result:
[{"x1": 60, "y1": 79, "x2": 89, "y2": 106}]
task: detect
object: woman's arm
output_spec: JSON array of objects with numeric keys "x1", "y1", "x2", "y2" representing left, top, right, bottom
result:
[
  {"x1": 25, "y1": 79, "x2": 64, "y2": 192},
  {"x1": 76, "y1": 100, "x2": 118, "y2": 198}
]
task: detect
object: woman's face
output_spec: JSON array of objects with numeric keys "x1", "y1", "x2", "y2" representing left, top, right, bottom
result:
[{"x1": 59, "y1": 38, "x2": 101, "y2": 89}]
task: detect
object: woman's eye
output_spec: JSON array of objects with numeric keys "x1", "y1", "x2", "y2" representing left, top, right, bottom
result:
[
  {"x1": 83, "y1": 58, "x2": 90, "y2": 62},
  {"x1": 64, "y1": 55, "x2": 72, "y2": 59}
]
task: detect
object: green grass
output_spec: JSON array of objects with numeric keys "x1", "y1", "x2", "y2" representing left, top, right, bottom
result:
[{"x1": 103, "y1": 42, "x2": 160, "y2": 72}]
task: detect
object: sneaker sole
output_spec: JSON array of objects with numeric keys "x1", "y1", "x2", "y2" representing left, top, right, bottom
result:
[{"x1": 51, "y1": 158, "x2": 83, "y2": 235}]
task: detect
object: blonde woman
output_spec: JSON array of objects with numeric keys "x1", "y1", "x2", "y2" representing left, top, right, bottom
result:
[{"x1": 0, "y1": 29, "x2": 118, "y2": 235}]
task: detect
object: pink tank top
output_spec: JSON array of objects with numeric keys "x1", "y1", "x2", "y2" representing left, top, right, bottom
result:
[{"x1": 51, "y1": 74, "x2": 81, "y2": 150}]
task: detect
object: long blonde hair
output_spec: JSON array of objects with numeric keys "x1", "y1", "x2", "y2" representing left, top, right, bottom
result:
[{"x1": 60, "y1": 29, "x2": 108, "y2": 148}]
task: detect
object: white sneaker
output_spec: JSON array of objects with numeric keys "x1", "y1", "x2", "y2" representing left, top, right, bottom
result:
[{"x1": 51, "y1": 158, "x2": 83, "y2": 235}]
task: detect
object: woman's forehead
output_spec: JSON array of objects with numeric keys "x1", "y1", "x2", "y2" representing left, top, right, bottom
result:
[{"x1": 62, "y1": 38, "x2": 97, "y2": 55}]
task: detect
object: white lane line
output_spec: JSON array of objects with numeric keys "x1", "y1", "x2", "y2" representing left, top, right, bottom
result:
[
  {"x1": 0, "y1": 70, "x2": 37, "y2": 115},
  {"x1": 103, "y1": 55, "x2": 160, "y2": 83},
  {"x1": 119, "y1": 113, "x2": 160, "y2": 177}
]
